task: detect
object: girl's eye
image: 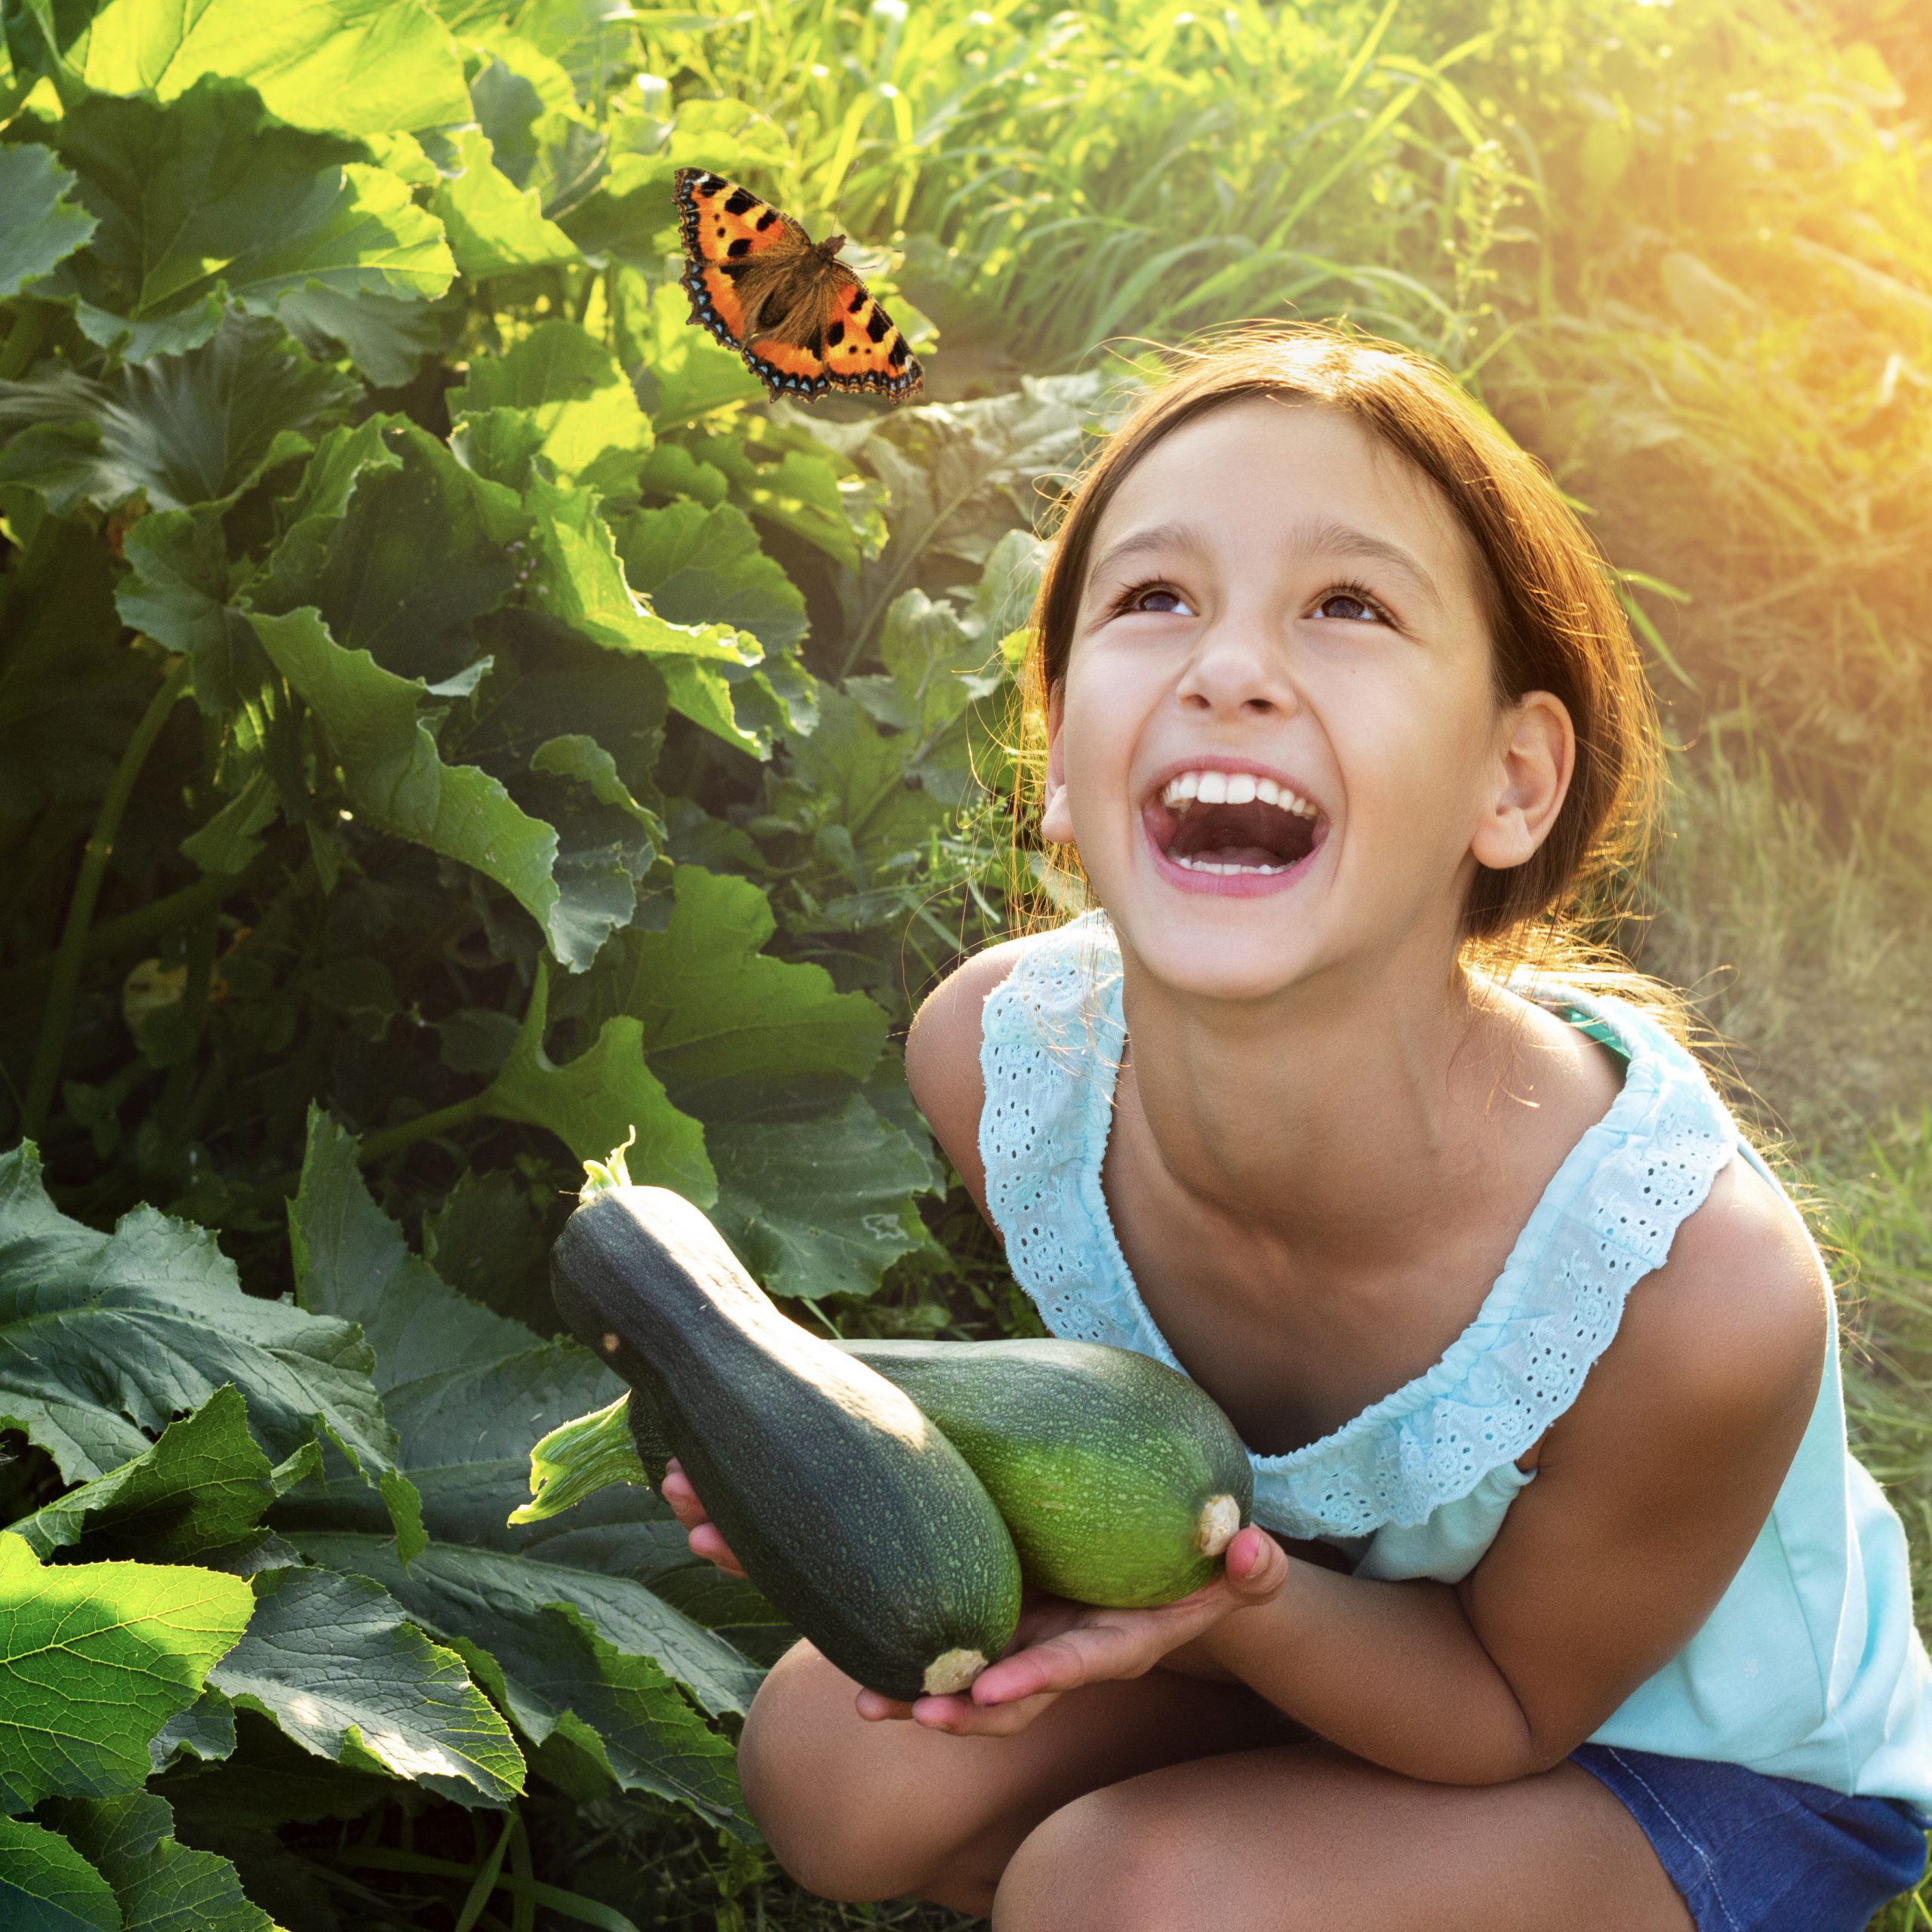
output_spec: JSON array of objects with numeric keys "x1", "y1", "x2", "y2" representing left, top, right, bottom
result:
[
  {"x1": 1132, "y1": 586, "x2": 1191, "y2": 615},
  {"x1": 1313, "y1": 586, "x2": 1389, "y2": 625}
]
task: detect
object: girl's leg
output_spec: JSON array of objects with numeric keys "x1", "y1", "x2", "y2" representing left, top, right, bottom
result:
[
  {"x1": 737, "y1": 1639, "x2": 1307, "y2": 1915},
  {"x1": 993, "y1": 1738, "x2": 1696, "y2": 1932}
]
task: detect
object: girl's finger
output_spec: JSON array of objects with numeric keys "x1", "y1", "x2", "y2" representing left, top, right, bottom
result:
[
  {"x1": 686, "y1": 1521, "x2": 746, "y2": 1577},
  {"x1": 855, "y1": 1687, "x2": 915, "y2": 1721},
  {"x1": 1223, "y1": 1526, "x2": 1289, "y2": 1602},
  {"x1": 912, "y1": 1688, "x2": 1058, "y2": 1737}
]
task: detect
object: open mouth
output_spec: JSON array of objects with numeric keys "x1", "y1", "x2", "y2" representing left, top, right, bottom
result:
[{"x1": 1142, "y1": 768, "x2": 1327, "y2": 885}]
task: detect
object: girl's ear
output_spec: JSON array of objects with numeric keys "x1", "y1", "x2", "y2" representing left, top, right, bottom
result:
[
  {"x1": 1472, "y1": 689, "x2": 1574, "y2": 870},
  {"x1": 1039, "y1": 685, "x2": 1075, "y2": 848}
]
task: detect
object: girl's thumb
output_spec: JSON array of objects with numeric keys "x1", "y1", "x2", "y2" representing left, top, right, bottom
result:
[{"x1": 1226, "y1": 1526, "x2": 1285, "y2": 1597}]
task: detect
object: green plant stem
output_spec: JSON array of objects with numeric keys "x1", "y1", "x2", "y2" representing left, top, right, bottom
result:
[
  {"x1": 328, "y1": 1849, "x2": 644, "y2": 1932},
  {"x1": 354, "y1": 1092, "x2": 491, "y2": 1164},
  {"x1": 0, "y1": 303, "x2": 48, "y2": 381},
  {"x1": 0, "y1": 859, "x2": 272, "y2": 1003},
  {"x1": 20, "y1": 659, "x2": 192, "y2": 1140}
]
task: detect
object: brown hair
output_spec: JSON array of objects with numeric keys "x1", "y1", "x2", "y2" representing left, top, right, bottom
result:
[{"x1": 1017, "y1": 321, "x2": 1703, "y2": 1048}]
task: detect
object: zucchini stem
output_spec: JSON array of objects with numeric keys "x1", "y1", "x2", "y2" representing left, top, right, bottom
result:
[{"x1": 21, "y1": 657, "x2": 192, "y2": 1140}]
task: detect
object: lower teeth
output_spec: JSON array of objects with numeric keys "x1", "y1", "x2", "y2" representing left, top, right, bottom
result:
[{"x1": 1172, "y1": 855, "x2": 1286, "y2": 875}]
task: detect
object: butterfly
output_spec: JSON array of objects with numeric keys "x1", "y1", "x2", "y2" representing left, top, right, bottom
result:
[{"x1": 673, "y1": 168, "x2": 924, "y2": 406}]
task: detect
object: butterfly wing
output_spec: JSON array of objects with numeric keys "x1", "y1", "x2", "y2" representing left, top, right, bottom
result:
[
  {"x1": 674, "y1": 167, "x2": 924, "y2": 407},
  {"x1": 674, "y1": 168, "x2": 813, "y2": 356},
  {"x1": 739, "y1": 266, "x2": 924, "y2": 405}
]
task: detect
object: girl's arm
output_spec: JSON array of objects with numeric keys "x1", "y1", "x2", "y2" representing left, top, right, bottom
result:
[
  {"x1": 904, "y1": 957, "x2": 1830, "y2": 1784},
  {"x1": 955, "y1": 1163, "x2": 1827, "y2": 1783}
]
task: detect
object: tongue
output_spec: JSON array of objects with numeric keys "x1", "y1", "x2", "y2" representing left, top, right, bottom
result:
[{"x1": 1164, "y1": 799, "x2": 1315, "y2": 866}]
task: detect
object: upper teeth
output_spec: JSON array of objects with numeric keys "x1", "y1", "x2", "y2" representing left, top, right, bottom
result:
[{"x1": 1160, "y1": 771, "x2": 1318, "y2": 816}]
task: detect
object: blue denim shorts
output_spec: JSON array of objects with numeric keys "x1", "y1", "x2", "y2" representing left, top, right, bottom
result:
[{"x1": 1571, "y1": 1744, "x2": 1930, "y2": 1932}]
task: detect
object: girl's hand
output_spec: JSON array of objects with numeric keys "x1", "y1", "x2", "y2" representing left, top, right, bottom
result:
[
  {"x1": 854, "y1": 1525, "x2": 1288, "y2": 1737},
  {"x1": 660, "y1": 1457, "x2": 747, "y2": 1578}
]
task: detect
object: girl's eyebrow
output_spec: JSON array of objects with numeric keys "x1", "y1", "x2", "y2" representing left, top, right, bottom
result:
[
  {"x1": 1087, "y1": 520, "x2": 1214, "y2": 584},
  {"x1": 1297, "y1": 517, "x2": 1444, "y2": 613},
  {"x1": 1087, "y1": 516, "x2": 1442, "y2": 612}
]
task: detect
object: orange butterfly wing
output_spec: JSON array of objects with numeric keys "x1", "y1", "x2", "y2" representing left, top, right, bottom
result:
[{"x1": 672, "y1": 168, "x2": 924, "y2": 406}]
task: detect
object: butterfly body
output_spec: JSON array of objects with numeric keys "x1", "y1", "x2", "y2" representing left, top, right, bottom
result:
[{"x1": 674, "y1": 168, "x2": 924, "y2": 405}]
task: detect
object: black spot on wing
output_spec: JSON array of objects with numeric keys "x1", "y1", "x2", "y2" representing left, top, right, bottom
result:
[
  {"x1": 866, "y1": 306, "x2": 889, "y2": 343},
  {"x1": 888, "y1": 337, "x2": 907, "y2": 368},
  {"x1": 826, "y1": 319, "x2": 844, "y2": 346},
  {"x1": 724, "y1": 187, "x2": 758, "y2": 216},
  {"x1": 728, "y1": 237, "x2": 752, "y2": 259},
  {"x1": 755, "y1": 209, "x2": 780, "y2": 231}
]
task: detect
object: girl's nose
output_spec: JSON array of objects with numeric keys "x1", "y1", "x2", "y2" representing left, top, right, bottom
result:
[{"x1": 1175, "y1": 620, "x2": 1294, "y2": 719}]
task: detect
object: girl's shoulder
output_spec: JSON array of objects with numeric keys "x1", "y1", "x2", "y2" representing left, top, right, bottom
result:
[{"x1": 903, "y1": 933, "x2": 1043, "y2": 1214}]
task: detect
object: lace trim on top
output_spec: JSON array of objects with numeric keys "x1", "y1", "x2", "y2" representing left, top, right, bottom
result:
[{"x1": 977, "y1": 912, "x2": 1742, "y2": 1539}]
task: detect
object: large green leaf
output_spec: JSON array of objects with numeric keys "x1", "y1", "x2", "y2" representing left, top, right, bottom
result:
[
  {"x1": 114, "y1": 512, "x2": 262, "y2": 716},
  {"x1": 484, "y1": 961, "x2": 714, "y2": 1197},
  {"x1": 583, "y1": 863, "x2": 887, "y2": 1115},
  {"x1": 449, "y1": 318, "x2": 652, "y2": 489},
  {"x1": 613, "y1": 497, "x2": 808, "y2": 654},
  {"x1": 0, "y1": 1142, "x2": 397, "y2": 1488},
  {"x1": 431, "y1": 128, "x2": 580, "y2": 279},
  {"x1": 524, "y1": 475, "x2": 766, "y2": 754},
  {"x1": 250, "y1": 607, "x2": 630, "y2": 973},
  {"x1": 0, "y1": 314, "x2": 352, "y2": 514},
  {"x1": 288, "y1": 1109, "x2": 537, "y2": 1390},
  {"x1": 8, "y1": 1387, "x2": 297, "y2": 1563},
  {"x1": 281, "y1": 1535, "x2": 746, "y2": 1826},
  {"x1": 257, "y1": 417, "x2": 527, "y2": 686},
  {"x1": 4, "y1": 0, "x2": 471, "y2": 137},
  {"x1": 38, "y1": 78, "x2": 453, "y2": 359},
  {"x1": 0, "y1": 1814, "x2": 119, "y2": 1932},
  {"x1": 0, "y1": 146, "x2": 97, "y2": 300},
  {"x1": 41, "y1": 1793, "x2": 272, "y2": 1932},
  {"x1": 710, "y1": 1097, "x2": 940, "y2": 1301},
  {"x1": 210, "y1": 1564, "x2": 523, "y2": 1807},
  {"x1": 0, "y1": 1533, "x2": 252, "y2": 1814}
]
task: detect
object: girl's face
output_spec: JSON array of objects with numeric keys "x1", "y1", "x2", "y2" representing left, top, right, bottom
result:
[{"x1": 1043, "y1": 397, "x2": 1574, "y2": 1004}]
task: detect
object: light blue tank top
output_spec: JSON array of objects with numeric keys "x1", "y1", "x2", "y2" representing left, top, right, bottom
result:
[{"x1": 977, "y1": 912, "x2": 1932, "y2": 1805}]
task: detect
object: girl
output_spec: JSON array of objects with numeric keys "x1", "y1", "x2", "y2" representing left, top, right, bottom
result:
[{"x1": 664, "y1": 326, "x2": 1932, "y2": 1930}]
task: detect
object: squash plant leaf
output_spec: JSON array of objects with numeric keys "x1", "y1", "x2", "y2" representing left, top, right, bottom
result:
[
  {"x1": 249, "y1": 608, "x2": 632, "y2": 973},
  {"x1": 709, "y1": 1096, "x2": 941, "y2": 1302},
  {"x1": 0, "y1": 1142, "x2": 398, "y2": 1489},
  {"x1": 523, "y1": 475, "x2": 766, "y2": 755},
  {"x1": 448, "y1": 317, "x2": 653, "y2": 492},
  {"x1": 288, "y1": 1107, "x2": 540, "y2": 1390},
  {"x1": 8, "y1": 1387, "x2": 283, "y2": 1564},
  {"x1": 34, "y1": 78, "x2": 453, "y2": 361},
  {"x1": 581, "y1": 863, "x2": 888, "y2": 1117},
  {"x1": 0, "y1": 1532, "x2": 253, "y2": 1814},
  {"x1": 3, "y1": 0, "x2": 472, "y2": 137},
  {"x1": 209, "y1": 1564, "x2": 524, "y2": 1807},
  {"x1": 431, "y1": 128, "x2": 580, "y2": 279},
  {"x1": 0, "y1": 313, "x2": 354, "y2": 515},
  {"x1": 0, "y1": 1814, "x2": 120, "y2": 1932},
  {"x1": 278, "y1": 1536, "x2": 749, "y2": 1826},
  {"x1": 484, "y1": 959, "x2": 715, "y2": 1195},
  {"x1": 614, "y1": 497, "x2": 809, "y2": 656},
  {"x1": 255, "y1": 417, "x2": 528, "y2": 688},
  {"x1": 0, "y1": 146, "x2": 97, "y2": 301},
  {"x1": 39, "y1": 1792, "x2": 274, "y2": 1932}
]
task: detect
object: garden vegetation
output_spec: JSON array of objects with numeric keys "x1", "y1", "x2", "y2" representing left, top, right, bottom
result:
[{"x1": 0, "y1": 0, "x2": 1926, "y2": 1925}]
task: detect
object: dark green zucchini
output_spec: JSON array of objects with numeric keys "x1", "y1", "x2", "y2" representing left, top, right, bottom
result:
[{"x1": 549, "y1": 1180, "x2": 1022, "y2": 1701}]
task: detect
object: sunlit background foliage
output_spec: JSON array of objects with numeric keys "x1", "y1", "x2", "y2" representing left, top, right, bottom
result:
[{"x1": 0, "y1": 0, "x2": 1927, "y2": 1925}]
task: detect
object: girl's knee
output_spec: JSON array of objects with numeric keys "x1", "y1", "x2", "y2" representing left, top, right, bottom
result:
[
  {"x1": 993, "y1": 1789, "x2": 1198, "y2": 1932},
  {"x1": 737, "y1": 1641, "x2": 955, "y2": 1903}
]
